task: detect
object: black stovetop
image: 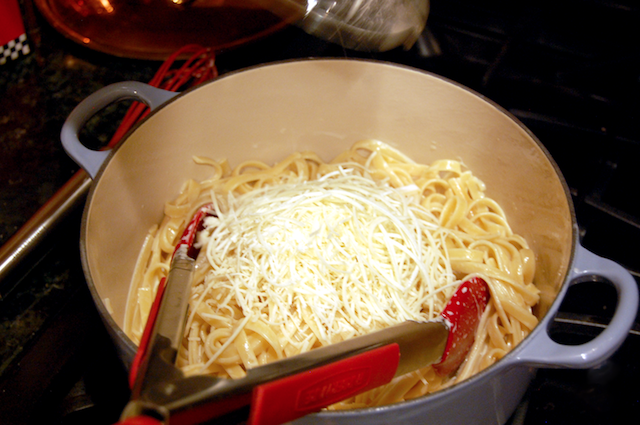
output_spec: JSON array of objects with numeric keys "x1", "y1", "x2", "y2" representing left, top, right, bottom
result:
[{"x1": 1, "y1": 1, "x2": 639, "y2": 424}]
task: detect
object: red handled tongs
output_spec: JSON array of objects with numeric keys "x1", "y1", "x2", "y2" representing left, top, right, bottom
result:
[{"x1": 118, "y1": 204, "x2": 490, "y2": 425}]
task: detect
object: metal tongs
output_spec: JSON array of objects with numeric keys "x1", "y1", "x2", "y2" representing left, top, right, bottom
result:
[{"x1": 118, "y1": 204, "x2": 490, "y2": 425}]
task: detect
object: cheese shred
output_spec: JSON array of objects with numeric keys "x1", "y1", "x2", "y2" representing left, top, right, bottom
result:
[{"x1": 200, "y1": 168, "x2": 455, "y2": 347}]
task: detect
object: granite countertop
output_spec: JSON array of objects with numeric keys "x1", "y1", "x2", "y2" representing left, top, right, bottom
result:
[{"x1": 0, "y1": 9, "x2": 159, "y2": 377}]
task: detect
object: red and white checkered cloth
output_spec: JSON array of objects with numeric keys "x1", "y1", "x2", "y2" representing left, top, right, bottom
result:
[{"x1": 1, "y1": 0, "x2": 30, "y2": 65}]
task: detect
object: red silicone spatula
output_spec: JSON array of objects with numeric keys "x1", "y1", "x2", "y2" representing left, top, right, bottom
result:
[{"x1": 433, "y1": 276, "x2": 491, "y2": 376}]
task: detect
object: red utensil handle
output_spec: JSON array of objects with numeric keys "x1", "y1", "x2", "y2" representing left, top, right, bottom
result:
[
  {"x1": 248, "y1": 344, "x2": 401, "y2": 425},
  {"x1": 116, "y1": 416, "x2": 163, "y2": 425},
  {"x1": 128, "y1": 277, "x2": 167, "y2": 389}
]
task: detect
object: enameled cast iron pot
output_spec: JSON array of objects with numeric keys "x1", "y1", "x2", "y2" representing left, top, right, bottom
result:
[{"x1": 61, "y1": 59, "x2": 638, "y2": 425}]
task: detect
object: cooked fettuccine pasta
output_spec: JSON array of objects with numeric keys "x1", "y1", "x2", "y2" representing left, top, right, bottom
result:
[{"x1": 124, "y1": 139, "x2": 539, "y2": 409}]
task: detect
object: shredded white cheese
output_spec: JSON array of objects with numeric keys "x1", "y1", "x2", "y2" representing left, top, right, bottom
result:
[{"x1": 200, "y1": 168, "x2": 456, "y2": 346}]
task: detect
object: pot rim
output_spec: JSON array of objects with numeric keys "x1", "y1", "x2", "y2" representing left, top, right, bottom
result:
[{"x1": 77, "y1": 57, "x2": 578, "y2": 414}]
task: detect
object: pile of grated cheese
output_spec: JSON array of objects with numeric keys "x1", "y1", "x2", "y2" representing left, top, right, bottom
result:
[{"x1": 199, "y1": 168, "x2": 457, "y2": 348}]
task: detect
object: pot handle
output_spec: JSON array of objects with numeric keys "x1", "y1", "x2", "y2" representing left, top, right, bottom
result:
[
  {"x1": 514, "y1": 244, "x2": 638, "y2": 369},
  {"x1": 60, "y1": 82, "x2": 177, "y2": 179}
]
